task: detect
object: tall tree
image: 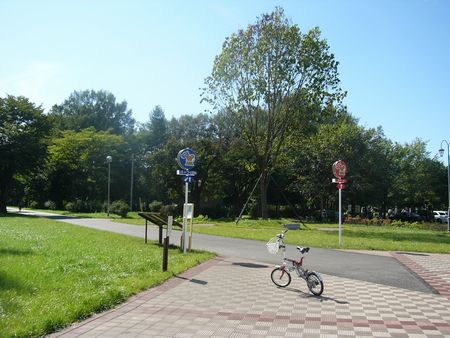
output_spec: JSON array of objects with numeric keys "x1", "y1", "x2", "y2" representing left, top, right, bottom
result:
[
  {"x1": 50, "y1": 90, "x2": 135, "y2": 135},
  {"x1": 138, "y1": 105, "x2": 168, "y2": 152},
  {"x1": 203, "y1": 8, "x2": 344, "y2": 218},
  {"x1": 47, "y1": 128, "x2": 126, "y2": 207},
  {"x1": 0, "y1": 95, "x2": 50, "y2": 212}
]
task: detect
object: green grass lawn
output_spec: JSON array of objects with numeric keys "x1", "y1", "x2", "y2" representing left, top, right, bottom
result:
[
  {"x1": 17, "y1": 208, "x2": 450, "y2": 253},
  {"x1": 192, "y1": 219, "x2": 450, "y2": 253},
  {"x1": 0, "y1": 214, "x2": 214, "y2": 338},
  {"x1": 106, "y1": 215, "x2": 450, "y2": 253}
]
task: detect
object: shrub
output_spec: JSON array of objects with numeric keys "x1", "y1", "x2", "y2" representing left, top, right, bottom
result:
[
  {"x1": 195, "y1": 214, "x2": 209, "y2": 222},
  {"x1": 29, "y1": 201, "x2": 39, "y2": 209},
  {"x1": 148, "y1": 200, "x2": 163, "y2": 213},
  {"x1": 44, "y1": 200, "x2": 56, "y2": 210},
  {"x1": 65, "y1": 202, "x2": 76, "y2": 212},
  {"x1": 110, "y1": 200, "x2": 129, "y2": 217},
  {"x1": 160, "y1": 204, "x2": 177, "y2": 217}
]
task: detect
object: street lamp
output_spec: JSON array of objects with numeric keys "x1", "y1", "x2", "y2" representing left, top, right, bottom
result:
[
  {"x1": 106, "y1": 155, "x2": 112, "y2": 216},
  {"x1": 438, "y1": 140, "x2": 450, "y2": 232}
]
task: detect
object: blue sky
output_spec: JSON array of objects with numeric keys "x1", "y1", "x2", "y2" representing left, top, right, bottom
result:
[{"x1": 1, "y1": 0, "x2": 449, "y2": 156}]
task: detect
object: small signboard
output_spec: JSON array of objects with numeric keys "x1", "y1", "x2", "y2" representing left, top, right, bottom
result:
[
  {"x1": 177, "y1": 170, "x2": 197, "y2": 176},
  {"x1": 184, "y1": 203, "x2": 194, "y2": 219}
]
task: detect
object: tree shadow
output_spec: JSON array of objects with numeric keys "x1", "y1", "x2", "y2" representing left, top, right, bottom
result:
[
  {"x1": 232, "y1": 262, "x2": 269, "y2": 268},
  {"x1": 0, "y1": 271, "x2": 29, "y2": 291},
  {"x1": 0, "y1": 248, "x2": 33, "y2": 256}
]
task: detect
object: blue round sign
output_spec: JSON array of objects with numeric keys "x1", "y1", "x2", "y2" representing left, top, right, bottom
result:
[{"x1": 177, "y1": 148, "x2": 197, "y2": 170}]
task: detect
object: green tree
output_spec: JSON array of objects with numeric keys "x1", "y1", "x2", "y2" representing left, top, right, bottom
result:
[
  {"x1": 203, "y1": 8, "x2": 344, "y2": 218},
  {"x1": 47, "y1": 128, "x2": 126, "y2": 207},
  {"x1": 139, "y1": 105, "x2": 168, "y2": 151},
  {"x1": 389, "y1": 140, "x2": 446, "y2": 209},
  {"x1": 0, "y1": 95, "x2": 50, "y2": 212},
  {"x1": 50, "y1": 90, "x2": 135, "y2": 135}
]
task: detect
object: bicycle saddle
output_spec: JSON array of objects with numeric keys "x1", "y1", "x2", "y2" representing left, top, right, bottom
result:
[{"x1": 296, "y1": 246, "x2": 310, "y2": 254}]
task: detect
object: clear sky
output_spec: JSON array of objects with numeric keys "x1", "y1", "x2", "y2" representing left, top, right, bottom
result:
[{"x1": 1, "y1": 0, "x2": 449, "y2": 156}]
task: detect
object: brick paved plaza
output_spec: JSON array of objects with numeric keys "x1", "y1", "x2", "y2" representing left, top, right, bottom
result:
[{"x1": 51, "y1": 253, "x2": 450, "y2": 337}]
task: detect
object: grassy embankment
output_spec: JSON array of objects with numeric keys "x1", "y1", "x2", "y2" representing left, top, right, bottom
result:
[{"x1": 0, "y1": 214, "x2": 214, "y2": 337}]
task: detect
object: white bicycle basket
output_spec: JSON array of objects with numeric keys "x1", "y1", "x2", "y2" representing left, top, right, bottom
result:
[{"x1": 266, "y1": 237, "x2": 280, "y2": 254}]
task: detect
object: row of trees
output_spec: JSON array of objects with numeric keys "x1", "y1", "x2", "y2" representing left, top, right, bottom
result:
[{"x1": 1, "y1": 8, "x2": 447, "y2": 217}]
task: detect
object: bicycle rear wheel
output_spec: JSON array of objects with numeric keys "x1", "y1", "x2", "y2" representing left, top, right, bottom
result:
[
  {"x1": 306, "y1": 272, "x2": 323, "y2": 296},
  {"x1": 271, "y1": 267, "x2": 291, "y2": 287}
]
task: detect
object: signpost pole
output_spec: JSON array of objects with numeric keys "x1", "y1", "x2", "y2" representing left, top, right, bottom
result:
[
  {"x1": 332, "y1": 160, "x2": 347, "y2": 247},
  {"x1": 176, "y1": 148, "x2": 197, "y2": 254},
  {"x1": 183, "y1": 181, "x2": 188, "y2": 254},
  {"x1": 339, "y1": 187, "x2": 342, "y2": 246}
]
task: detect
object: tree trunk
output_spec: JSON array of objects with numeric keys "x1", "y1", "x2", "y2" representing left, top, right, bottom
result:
[
  {"x1": 259, "y1": 170, "x2": 270, "y2": 219},
  {"x1": 0, "y1": 187, "x2": 7, "y2": 213}
]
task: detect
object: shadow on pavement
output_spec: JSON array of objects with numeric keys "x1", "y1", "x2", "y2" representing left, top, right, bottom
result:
[
  {"x1": 281, "y1": 286, "x2": 349, "y2": 304},
  {"x1": 232, "y1": 262, "x2": 269, "y2": 268}
]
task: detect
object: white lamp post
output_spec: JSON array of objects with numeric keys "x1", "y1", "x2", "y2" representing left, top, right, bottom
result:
[
  {"x1": 438, "y1": 140, "x2": 450, "y2": 232},
  {"x1": 106, "y1": 155, "x2": 112, "y2": 216}
]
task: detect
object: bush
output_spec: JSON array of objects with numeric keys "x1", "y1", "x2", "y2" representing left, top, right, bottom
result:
[
  {"x1": 160, "y1": 204, "x2": 177, "y2": 217},
  {"x1": 29, "y1": 201, "x2": 39, "y2": 209},
  {"x1": 110, "y1": 200, "x2": 129, "y2": 217},
  {"x1": 65, "y1": 202, "x2": 76, "y2": 212},
  {"x1": 195, "y1": 214, "x2": 209, "y2": 222},
  {"x1": 44, "y1": 200, "x2": 56, "y2": 210},
  {"x1": 148, "y1": 200, "x2": 163, "y2": 213}
]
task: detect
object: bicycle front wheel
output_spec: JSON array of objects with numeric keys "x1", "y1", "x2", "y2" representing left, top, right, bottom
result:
[
  {"x1": 271, "y1": 267, "x2": 291, "y2": 287},
  {"x1": 306, "y1": 272, "x2": 324, "y2": 296}
]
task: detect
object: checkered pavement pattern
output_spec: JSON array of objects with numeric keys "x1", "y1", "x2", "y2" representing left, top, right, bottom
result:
[
  {"x1": 52, "y1": 255, "x2": 450, "y2": 338},
  {"x1": 391, "y1": 252, "x2": 450, "y2": 301}
]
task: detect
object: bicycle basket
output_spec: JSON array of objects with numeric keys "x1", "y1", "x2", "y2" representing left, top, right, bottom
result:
[{"x1": 266, "y1": 237, "x2": 280, "y2": 254}]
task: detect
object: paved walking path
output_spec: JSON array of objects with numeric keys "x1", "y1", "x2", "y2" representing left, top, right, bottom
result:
[
  {"x1": 50, "y1": 256, "x2": 450, "y2": 337},
  {"x1": 12, "y1": 208, "x2": 435, "y2": 293},
  {"x1": 8, "y1": 209, "x2": 450, "y2": 337}
]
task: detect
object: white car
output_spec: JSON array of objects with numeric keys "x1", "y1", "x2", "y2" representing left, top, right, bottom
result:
[{"x1": 433, "y1": 210, "x2": 448, "y2": 223}]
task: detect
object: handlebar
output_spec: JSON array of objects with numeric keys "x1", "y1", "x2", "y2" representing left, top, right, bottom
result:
[{"x1": 277, "y1": 229, "x2": 288, "y2": 239}]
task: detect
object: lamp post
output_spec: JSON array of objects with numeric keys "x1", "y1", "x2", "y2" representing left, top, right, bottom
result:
[
  {"x1": 439, "y1": 140, "x2": 450, "y2": 232},
  {"x1": 106, "y1": 155, "x2": 112, "y2": 216}
]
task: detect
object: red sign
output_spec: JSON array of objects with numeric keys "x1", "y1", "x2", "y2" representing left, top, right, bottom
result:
[
  {"x1": 338, "y1": 178, "x2": 348, "y2": 184},
  {"x1": 337, "y1": 184, "x2": 346, "y2": 189},
  {"x1": 332, "y1": 160, "x2": 348, "y2": 179}
]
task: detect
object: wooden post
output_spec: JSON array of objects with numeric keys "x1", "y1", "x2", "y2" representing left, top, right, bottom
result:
[
  {"x1": 163, "y1": 216, "x2": 172, "y2": 272},
  {"x1": 162, "y1": 237, "x2": 169, "y2": 271},
  {"x1": 145, "y1": 220, "x2": 148, "y2": 243}
]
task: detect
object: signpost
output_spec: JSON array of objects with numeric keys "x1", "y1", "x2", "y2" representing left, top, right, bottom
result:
[
  {"x1": 332, "y1": 160, "x2": 348, "y2": 246},
  {"x1": 176, "y1": 148, "x2": 197, "y2": 253}
]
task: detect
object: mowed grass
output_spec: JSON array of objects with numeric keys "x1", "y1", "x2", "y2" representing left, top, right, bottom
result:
[
  {"x1": 110, "y1": 216, "x2": 450, "y2": 253},
  {"x1": 0, "y1": 214, "x2": 215, "y2": 338},
  {"x1": 192, "y1": 220, "x2": 450, "y2": 253}
]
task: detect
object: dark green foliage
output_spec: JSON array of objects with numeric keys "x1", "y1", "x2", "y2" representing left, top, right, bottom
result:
[
  {"x1": 44, "y1": 200, "x2": 56, "y2": 210},
  {"x1": 50, "y1": 90, "x2": 135, "y2": 135},
  {"x1": 0, "y1": 95, "x2": 50, "y2": 212},
  {"x1": 110, "y1": 200, "x2": 130, "y2": 217},
  {"x1": 148, "y1": 200, "x2": 163, "y2": 212}
]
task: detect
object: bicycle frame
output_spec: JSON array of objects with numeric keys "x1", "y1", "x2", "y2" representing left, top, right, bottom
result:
[{"x1": 278, "y1": 242, "x2": 309, "y2": 281}]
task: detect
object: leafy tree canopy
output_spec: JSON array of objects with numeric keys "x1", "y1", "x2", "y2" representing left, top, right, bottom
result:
[
  {"x1": 0, "y1": 95, "x2": 50, "y2": 212},
  {"x1": 50, "y1": 90, "x2": 135, "y2": 135}
]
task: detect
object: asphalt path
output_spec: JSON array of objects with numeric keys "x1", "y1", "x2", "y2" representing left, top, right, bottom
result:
[{"x1": 12, "y1": 209, "x2": 435, "y2": 294}]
